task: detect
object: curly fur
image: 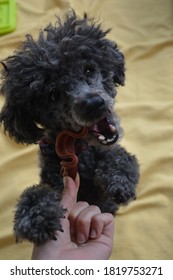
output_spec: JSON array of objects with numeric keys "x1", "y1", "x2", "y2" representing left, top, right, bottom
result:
[{"x1": 0, "y1": 10, "x2": 139, "y2": 244}]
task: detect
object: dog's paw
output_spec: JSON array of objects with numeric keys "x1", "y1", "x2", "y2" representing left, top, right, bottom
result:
[
  {"x1": 14, "y1": 185, "x2": 65, "y2": 244},
  {"x1": 107, "y1": 183, "x2": 136, "y2": 205}
]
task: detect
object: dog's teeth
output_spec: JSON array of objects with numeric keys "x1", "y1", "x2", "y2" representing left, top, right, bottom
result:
[
  {"x1": 102, "y1": 140, "x2": 107, "y2": 145},
  {"x1": 107, "y1": 138, "x2": 113, "y2": 143},
  {"x1": 98, "y1": 134, "x2": 105, "y2": 141},
  {"x1": 109, "y1": 124, "x2": 116, "y2": 133}
]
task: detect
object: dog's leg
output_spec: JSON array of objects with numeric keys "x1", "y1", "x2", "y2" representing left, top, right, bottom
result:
[
  {"x1": 94, "y1": 145, "x2": 139, "y2": 212},
  {"x1": 78, "y1": 145, "x2": 139, "y2": 214},
  {"x1": 14, "y1": 184, "x2": 65, "y2": 244}
]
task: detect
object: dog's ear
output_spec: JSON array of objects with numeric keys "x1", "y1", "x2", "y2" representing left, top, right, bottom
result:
[
  {"x1": 100, "y1": 39, "x2": 125, "y2": 86},
  {"x1": 105, "y1": 42, "x2": 125, "y2": 86},
  {"x1": 0, "y1": 99, "x2": 44, "y2": 144},
  {"x1": 0, "y1": 36, "x2": 47, "y2": 144},
  {"x1": 112, "y1": 48, "x2": 125, "y2": 86}
]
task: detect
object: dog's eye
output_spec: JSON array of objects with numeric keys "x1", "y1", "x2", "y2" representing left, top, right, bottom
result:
[{"x1": 84, "y1": 67, "x2": 95, "y2": 78}]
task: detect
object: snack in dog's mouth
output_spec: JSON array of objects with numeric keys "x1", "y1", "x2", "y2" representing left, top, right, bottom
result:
[
  {"x1": 89, "y1": 117, "x2": 118, "y2": 145},
  {"x1": 55, "y1": 127, "x2": 88, "y2": 180},
  {"x1": 55, "y1": 118, "x2": 118, "y2": 180}
]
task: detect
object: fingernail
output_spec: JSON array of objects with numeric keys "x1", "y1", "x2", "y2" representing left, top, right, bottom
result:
[
  {"x1": 90, "y1": 229, "x2": 97, "y2": 239},
  {"x1": 63, "y1": 176, "x2": 69, "y2": 186},
  {"x1": 75, "y1": 173, "x2": 80, "y2": 184},
  {"x1": 77, "y1": 233, "x2": 86, "y2": 244}
]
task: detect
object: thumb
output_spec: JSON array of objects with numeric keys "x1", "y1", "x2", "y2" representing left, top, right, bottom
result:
[{"x1": 61, "y1": 173, "x2": 80, "y2": 217}]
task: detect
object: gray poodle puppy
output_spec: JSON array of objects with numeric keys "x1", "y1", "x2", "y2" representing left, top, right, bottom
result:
[{"x1": 0, "y1": 11, "x2": 139, "y2": 244}]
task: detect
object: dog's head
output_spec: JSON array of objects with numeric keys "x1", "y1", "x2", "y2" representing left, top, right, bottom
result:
[{"x1": 0, "y1": 11, "x2": 125, "y2": 147}]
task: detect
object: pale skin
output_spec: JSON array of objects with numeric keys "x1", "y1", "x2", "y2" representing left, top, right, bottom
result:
[{"x1": 32, "y1": 174, "x2": 114, "y2": 260}]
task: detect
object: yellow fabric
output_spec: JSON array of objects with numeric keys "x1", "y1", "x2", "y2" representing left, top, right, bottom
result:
[{"x1": 0, "y1": 0, "x2": 172, "y2": 260}]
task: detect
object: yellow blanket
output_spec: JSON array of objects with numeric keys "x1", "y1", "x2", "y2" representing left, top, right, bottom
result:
[{"x1": 0, "y1": 0, "x2": 173, "y2": 260}]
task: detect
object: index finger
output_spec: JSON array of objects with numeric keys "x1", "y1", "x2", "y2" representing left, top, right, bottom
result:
[{"x1": 60, "y1": 173, "x2": 80, "y2": 217}]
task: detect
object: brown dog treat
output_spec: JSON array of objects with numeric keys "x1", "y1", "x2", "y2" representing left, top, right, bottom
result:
[{"x1": 55, "y1": 127, "x2": 88, "y2": 180}]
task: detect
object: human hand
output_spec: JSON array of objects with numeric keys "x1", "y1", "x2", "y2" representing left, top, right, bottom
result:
[{"x1": 31, "y1": 174, "x2": 114, "y2": 260}]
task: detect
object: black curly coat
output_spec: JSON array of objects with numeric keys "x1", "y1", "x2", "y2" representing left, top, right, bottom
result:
[{"x1": 0, "y1": 11, "x2": 139, "y2": 244}]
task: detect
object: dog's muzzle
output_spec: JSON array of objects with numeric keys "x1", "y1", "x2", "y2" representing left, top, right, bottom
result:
[{"x1": 73, "y1": 94, "x2": 118, "y2": 146}]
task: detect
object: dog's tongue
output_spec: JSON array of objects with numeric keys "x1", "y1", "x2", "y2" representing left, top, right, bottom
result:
[{"x1": 55, "y1": 127, "x2": 88, "y2": 180}]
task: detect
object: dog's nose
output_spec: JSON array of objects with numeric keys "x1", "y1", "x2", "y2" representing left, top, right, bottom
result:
[{"x1": 84, "y1": 96, "x2": 105, "y2": 114}]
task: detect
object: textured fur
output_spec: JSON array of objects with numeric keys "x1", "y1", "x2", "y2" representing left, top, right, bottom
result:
[{"x1": 0, "y1": 11, "x2": 139, "y2": 244}]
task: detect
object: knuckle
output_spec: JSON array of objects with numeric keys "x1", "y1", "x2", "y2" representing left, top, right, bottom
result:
[
  {"x1": 89, "y1": 205, "x2": 101, "y2": 213},
  {"x1": 76, "y1": 201, "x2": 89, "y2": 208}
]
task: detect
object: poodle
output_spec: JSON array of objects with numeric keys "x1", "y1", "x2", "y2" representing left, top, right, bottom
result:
[{"x1": 0, "y1": 11, "x2": 139, "y2": 244}]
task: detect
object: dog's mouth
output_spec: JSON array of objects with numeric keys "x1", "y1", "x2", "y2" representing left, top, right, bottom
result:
[{"x1": 89, "y1": 117, "x2": 118, "y2": 145}]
